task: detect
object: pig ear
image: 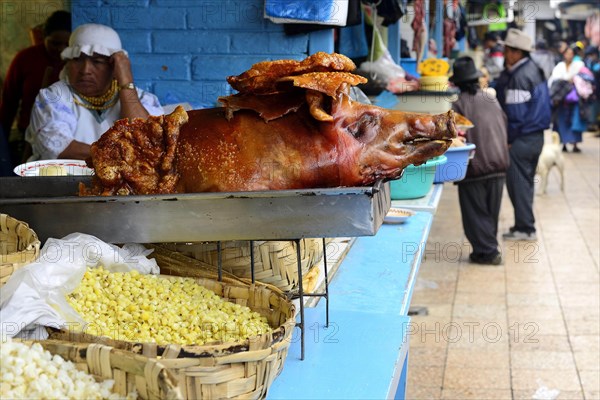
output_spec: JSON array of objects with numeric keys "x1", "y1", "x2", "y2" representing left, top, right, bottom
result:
[
  {"x1": 330, "y1": 91, "x2": 352, "y2": 115},
  {"x1": 454, "y1": 113, "x2": 474, "y2": 130},
  {"x1": 306, "y1": 90, "x2": 333, "y2": 122}
]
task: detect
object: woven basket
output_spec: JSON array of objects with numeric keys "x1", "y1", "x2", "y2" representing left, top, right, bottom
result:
[
  {"x1": 26, "y1": 339, "x2": 182, "y2": 400},
  {"x1": 160, "y1": 239, "x2": 324, "y2": 292},
  {"x1": 0, "y1": 213, "x2": 41, "y2": 286},
  {"x1": 48, "y1": 246, "x2": 296, "y2": 400}
]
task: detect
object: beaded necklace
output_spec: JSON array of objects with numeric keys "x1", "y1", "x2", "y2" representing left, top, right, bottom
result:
[{"x1": 72, "y1": 79, "x2": 119, "y2": 111}]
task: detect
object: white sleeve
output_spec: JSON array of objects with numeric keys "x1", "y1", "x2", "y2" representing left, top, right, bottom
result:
[
  {"x1": 25, "y1": 84, "x2": 78, "y2": 160},
  {"x1": 139, "y1": 90, "x2": 164, "y2": 116},
  {"x1": 548, "y1": 62, "x2": 565, "y2": 88}
]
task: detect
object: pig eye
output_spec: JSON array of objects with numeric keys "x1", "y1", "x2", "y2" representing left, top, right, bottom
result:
[{"x1": 346, "y1": 113, "x2": 379, "y2": 140}]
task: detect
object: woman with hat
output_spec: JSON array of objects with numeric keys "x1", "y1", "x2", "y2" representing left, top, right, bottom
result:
[
  {"x1": 25, "y1": 24, "x2": 163, "y2": 161},
  {"x1": 495, "y1": 28, "x2": 552, "y2": 242},
  {"x1": 450, "y1": 56, "x2": 509, "y2": 265}
]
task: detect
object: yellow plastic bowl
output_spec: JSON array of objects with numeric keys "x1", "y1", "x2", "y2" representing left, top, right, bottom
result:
[{"x1": 419, "y1": 76, "x2": 449, "y2": 92}]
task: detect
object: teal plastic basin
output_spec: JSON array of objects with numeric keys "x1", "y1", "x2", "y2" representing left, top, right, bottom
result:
[{"x1": 390, "y1": 155, "x2": 447, "y2": 200}]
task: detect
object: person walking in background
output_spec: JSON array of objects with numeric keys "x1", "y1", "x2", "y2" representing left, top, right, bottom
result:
[
  {"x1": 583, "y1": 45, "x2": 600, "y2": 132},
  {"x1": 482, "y1": 31, "x2": 504, "y2": 86},
  {"x1": 0, "y1": 10, "x2": 71, "y2": 166},
  {"x1": 531, "y1": 38, "x2": 557, "y2": 81},
  {"x1": 572, "y1": 41, "x2": 585, "y2": 61},
  {"x1": 548, "y1": 43, "x2": 586, "y2": 152},
  {"x1": 450, "y1": 56, "x2": 509, "y2": 265},
  {"x1": 495, "y1": 28, "x2": 552, "y2": 241},
  {"x1": 556, "y1": 40, "x2": 568, "y2": 60},
  {"x1": 25, "y1": 24, "x2": 163, "y2": 161},
  {"x1": 478, "y1": 66, "x2": 497, "y2": 98}
]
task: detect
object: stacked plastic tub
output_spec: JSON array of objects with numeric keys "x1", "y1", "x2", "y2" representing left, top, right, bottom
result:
[
  {"x1": 434, "y1": 143, "x2": 477, "y2": 183},
  {"x1": 390, "y1": 155, "x2": 447, "y2": 200}
]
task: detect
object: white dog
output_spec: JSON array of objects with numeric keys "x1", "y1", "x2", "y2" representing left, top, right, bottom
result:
[{"x1": 536, "y1": 131, "x2": 564, "y2": 195}]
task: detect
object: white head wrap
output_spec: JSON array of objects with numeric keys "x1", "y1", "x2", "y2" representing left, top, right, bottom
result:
[{"x1": 61, "y1": 23, "x2": 128, "y2": 60}]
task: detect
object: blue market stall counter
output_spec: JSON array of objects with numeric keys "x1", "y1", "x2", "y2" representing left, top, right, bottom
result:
[{"x1": 268, "y1": 211, "x2": 434, "y2": 399}]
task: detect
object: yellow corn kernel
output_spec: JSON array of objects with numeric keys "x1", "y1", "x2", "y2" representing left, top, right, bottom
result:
[{"x1": 66, "y1": 267, "x2": 272, "y2": 345}]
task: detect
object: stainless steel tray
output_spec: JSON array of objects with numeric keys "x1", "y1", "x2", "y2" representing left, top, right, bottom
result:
[{"x1": 0, "y1": 177, "x2": 391, "y2": 243}]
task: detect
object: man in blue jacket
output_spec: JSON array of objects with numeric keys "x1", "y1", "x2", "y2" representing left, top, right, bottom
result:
[{"x1": 495, "y1": 28, "x2": 551, "y2": 241}]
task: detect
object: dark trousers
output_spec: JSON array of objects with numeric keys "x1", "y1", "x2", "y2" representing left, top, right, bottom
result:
[
  {"x1": 0, "y1": 125, "x2": 13, "y2": 177},
  {"x1": 506, "y1": 132, "x2": 544, "y2": 234},
  {"x1": 458, "y1": 176, "x2": 505, "y2": 258}
]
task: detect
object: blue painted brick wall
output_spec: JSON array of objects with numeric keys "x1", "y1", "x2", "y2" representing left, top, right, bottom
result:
[{"x1": 71, "y1": 0, "x2": 333, "y2": 109}]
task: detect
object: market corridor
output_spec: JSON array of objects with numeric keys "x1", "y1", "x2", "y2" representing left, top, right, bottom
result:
[{"x1": 406, "y1": 132, "x2": 600, "y2": 399}]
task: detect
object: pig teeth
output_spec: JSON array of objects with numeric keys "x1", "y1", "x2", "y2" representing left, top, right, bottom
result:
[
  {"x1": 406, "y1": 138, "x2": 451, "y2": 145},
  {"x1": 408, "y1": 138, "x2": 430, "y2": 144}
]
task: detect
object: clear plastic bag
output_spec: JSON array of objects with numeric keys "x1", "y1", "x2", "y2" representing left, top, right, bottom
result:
[
  {"x1": 0, "y1": 233, "x2": 159, "y2": 339},
  {"x1": 360, "y1": 49, "x2": 406, "y2": 83},
  {"x1": 359, "y1": 5, "x2": 405, "y2": 84}
]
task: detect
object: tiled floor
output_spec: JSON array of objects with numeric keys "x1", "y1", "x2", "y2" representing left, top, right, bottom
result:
[{"x1": 407, "y1": 132, "x2": 600, "y2": 400}]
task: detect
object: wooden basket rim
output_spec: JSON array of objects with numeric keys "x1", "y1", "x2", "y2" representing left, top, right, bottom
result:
[
  {"x1": 156, "y1": 240, "x2": 324, "y2": 290},
  {"x1": 18, "y1": 338, "x2": 183, "y2": 400},
  {"x1": 0, "y1": 213, "x2": 41, "y2": 259}
]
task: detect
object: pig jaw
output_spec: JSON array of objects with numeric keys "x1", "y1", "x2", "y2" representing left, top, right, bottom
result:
[{"x1": 331, "y1": 98, "x2": 456, "y2": 185}]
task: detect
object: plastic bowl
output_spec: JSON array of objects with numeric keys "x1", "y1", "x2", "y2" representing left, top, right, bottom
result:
[
  {"x1": 419, "y1": 75, "x2": 450, "y2": 92},
  {"x1": 391, "y1": 91, "x2": 458, "y2": 114},
  {"x1": 434, "y1": 143, "x2": 476, "y2": 183},
  {"x1": 390, "y1": 155, "x2": 447, "y2": 200}
]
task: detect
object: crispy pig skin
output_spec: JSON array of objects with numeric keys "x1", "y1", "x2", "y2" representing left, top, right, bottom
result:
[
  {"x1": 218, "y1": 92, "x2": 306, "y2": 122},
  {"x1": 83, "y1": 103, "x2": 455, "y2": 195},
  {"x1": 82, "y1": 52, "x2": 457, "y2": 195},
  {"x1": 81, "y1": 107, "x2": 188, "y2": 196},
  {"x1": 227, "y1": 52, "x2": 357, "y2": 95},
  {"x1": 278, "y1": 72, "x2": 367, "y2": 98},
  {"x1": 173, "y1": 103, "x2": 455, "y2": 193}
]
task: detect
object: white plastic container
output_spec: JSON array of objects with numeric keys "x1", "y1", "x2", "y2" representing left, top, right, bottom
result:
[{"x1": 392, "y1": 91, "x2": 458, "y2": 114}]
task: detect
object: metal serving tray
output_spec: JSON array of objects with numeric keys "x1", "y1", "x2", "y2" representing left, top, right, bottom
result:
[{"x1": 0, "y1": 177, "x2": 391, "y2": 243}]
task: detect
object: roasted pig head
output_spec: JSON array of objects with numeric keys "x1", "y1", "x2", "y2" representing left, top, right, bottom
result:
[
  {"x1": 328, "y1": 94, "x2": 455, "y2": 187},
  {"x1": 84, "y1": 52, "x2": 456, "y2": 195}
]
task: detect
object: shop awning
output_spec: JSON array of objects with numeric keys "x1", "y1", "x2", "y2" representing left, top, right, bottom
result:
[{"x1": 557, "y1": 1, "x2": 599, "y2": 20}]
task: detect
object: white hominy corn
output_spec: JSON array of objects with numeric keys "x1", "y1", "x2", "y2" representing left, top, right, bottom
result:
[
  {"x1": 67, "y1": 267, "x2": 272, "y2": 345},
  {"x1": 0, "y1": 338, "x2": 130, "y2": 400}
]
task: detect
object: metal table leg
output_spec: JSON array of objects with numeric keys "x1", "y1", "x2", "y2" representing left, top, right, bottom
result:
[
  {"x1": 215, "y1": 238, "x2": 332, "y2": 361},
  {"x1": 294, "y1": 239, "x2": 306, "y2": 360}
]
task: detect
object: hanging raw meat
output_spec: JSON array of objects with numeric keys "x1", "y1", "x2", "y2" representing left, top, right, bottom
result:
[
  {"x1": 411, "y1": 0, "x2": 427, "y2": 65},
  {"x1": 443, "y1": 18, "x2": 457, "y2": 57}
]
